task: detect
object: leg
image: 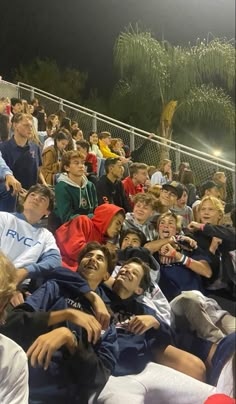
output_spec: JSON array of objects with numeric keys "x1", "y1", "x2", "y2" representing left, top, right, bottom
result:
[
  {"x1": 171, "y1": 291, "x2": 225, "y2": 343},
  {"x1": 97, "y1": 363, "x2": 216, "y2": 404},
  {"x1": 216, "y1": 313, "x2": 236, "y2": 335},
  {"x1": 153, "y1": 345, "x2": 206, "y2": 382}
]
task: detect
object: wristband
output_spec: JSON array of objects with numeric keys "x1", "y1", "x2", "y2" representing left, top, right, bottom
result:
[
  {"x1": 185, "y1": 257, "x2": 193, "y2": 268},
  {"x1": 178, "y1": 254, "x2": 186, "y2": 264},
  {"x1": 182, "y1": 255, "x2": 188, "y2": 266},
  {"x1": 199, "y1": 224, "x2": 205, "y2": 231},
  {"x1": 170, "y1": 249, "x2": 177, "y2": 257}
]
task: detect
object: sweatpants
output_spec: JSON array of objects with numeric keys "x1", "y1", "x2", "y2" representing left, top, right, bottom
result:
[{"x1": 97, "y1": 363, "x2": 216, "y2": 404}]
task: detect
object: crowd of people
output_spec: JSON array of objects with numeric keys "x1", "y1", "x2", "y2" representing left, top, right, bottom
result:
[{"x1": 0, "y1": 96, "x2": 235, "y2": 404}]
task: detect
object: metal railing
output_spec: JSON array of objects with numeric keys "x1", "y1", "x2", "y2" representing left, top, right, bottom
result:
[{"x1": 0, "y1": 79, "x2": 235, "y2": 202}]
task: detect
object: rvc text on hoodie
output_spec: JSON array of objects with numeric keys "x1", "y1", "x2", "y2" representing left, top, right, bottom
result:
[{"x1": 55, "y1": 204, "x2": 124, "y2": 271}]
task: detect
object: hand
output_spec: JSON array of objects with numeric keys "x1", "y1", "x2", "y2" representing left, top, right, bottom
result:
[
  {"x1": 5, "y1": 175, "x2": 22, "y2": 195},
  {"x1": 88, "y1": 293, "x2": 110, "y2": 331},
  {"x1": 10, "y1": 291, "x2": 24, "y2": 307},
  {"x1": 120, "y1": 156, "x2": 130, "y2": 164},
  {"x1": 160, "y1": 243, "x2": 176, "y2": 257},
  {"x1": 187, "y1": 221, "x2": 201, "y2": 231},
  {"x1": 148, "y1": 133, "x2": 155, "y2": 139},
  {"x1": 85, "y1": 291, "x2": 110, "y2": 330},
  {"x1": 178, "y1": 235, "x2": 198, "y2": 249},
  {"x1": 209, "y1": 237, "x2": 222, "y2": 255},
  {"x1": 127, "y1": 315, "x2": 160, "y2": 335},
  {"x1": 67, "y1": 309, "x2": 102, "y2": 344},
  {"x1": 27, "y1": 327, "x2": 76, "y2": 370}
]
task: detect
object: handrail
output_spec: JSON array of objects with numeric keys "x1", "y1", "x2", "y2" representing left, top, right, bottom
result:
[{"x1": 1, "y1": 79, "x2": 234, "y2": 168}]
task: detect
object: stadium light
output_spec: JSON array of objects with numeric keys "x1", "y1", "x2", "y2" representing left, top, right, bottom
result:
[{"x1": 212, "y1": 149, "x2": 222, "y2": 157}]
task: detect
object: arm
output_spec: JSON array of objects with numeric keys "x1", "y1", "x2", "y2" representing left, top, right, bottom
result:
[
  {"x1": 144, "y1": 237, "x2": 175, "y2": 254},
  {"x1": 55, "y1": 182, "x2": 75, "y2": 223},
  {"x1": 20, "y1": 248, "x2": 61, "y2": 281},
  {"x1": 160, "y1": 243, "x2": 212, "y2": 278},
  {"x1": 42, "y1": 149, "x2": 59, "y2": 174}
]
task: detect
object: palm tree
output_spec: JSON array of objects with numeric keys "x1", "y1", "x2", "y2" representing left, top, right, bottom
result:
[{"x1": 114, "y1": 26, "x2": 235, "y2": 157}]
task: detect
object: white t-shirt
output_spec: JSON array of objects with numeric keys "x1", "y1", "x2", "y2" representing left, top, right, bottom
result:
[
  {"x1": 0, "y1": 212, "x2": 59, "y2": 270},
  {"x1": 0, "y1": 334, "x2": 29, "y2": 404},
  {"x1": 150, "y1": 171, "x2": 167, "y2": 186}
]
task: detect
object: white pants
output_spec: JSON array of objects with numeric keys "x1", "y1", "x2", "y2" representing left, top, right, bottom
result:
[{"x1": 97, "y1": 363, "x2": 216, "y2": 404}]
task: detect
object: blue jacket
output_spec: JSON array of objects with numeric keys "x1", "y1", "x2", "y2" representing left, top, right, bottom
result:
[{"x1": 23, "y1": 268, "x2": 119, "y2": 404}]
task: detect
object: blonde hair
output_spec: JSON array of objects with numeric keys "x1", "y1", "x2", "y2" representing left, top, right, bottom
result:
[
  {"x1": 158, "y1": 159, "x2": 171, "y2": 176},
  {"x1": 147, "y1": 185, "x2": 162, "y2": 199},
  {"x1": 199, "y1": 196, "x2": 224, "y2": 223},
  {"x1": 157, "y1": 211, "x2": 182, "y2": 233},
  {"x1": 0, "y1": 253, "x2": 16, "y2": 306}
]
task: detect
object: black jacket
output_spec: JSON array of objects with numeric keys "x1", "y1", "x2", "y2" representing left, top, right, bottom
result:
[{"x1": 96, "y1": 175, "x2": 132, "y2": 212}]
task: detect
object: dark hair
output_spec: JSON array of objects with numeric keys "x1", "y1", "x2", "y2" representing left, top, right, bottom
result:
[
  {"x1": 77, "y1": 242, "x2": 114, "y2": 275},
  {"x1": 120, "y1": 228, "x2": 147, "y2": 247},
  {"x1": 71, "y1": 128, "x2": 82, "y2": 139},
  {"x1": 25, "y1": 184, "x2": 55, "y2": 212},
  {"x1": 37, "y1": 111, "x2": 46, "y2": 131},
  {"x1": 0, "y1": 114, "x2": 9, "y2": 141},
  {"x1": 61, "y1": 150, "x2": 85, "y2": 172},
  {"x1": 76, "y1": 140, "x2": 90, "y2": 152},
  {"x1": 104, "y1": 158, "x2": 120, "y2": 174},
  {"x1": 11, "y1": 98, "x2": 22, "y2": 107},
  {"x1": 54, "y1": 132, "x2": 69, "y2": 148},
  {"x1": 60, "y1": 117, "x2": 71, "y2": 132},
  {"x1": 122, "y1": 257, "x2": 151, "y2": 292},
  {"x1": 180, "y1": 169, "x2": 195, "y2": 185}
]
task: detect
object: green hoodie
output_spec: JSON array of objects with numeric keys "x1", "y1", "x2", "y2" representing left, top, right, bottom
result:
[{"x1": 54, "y1": 173, "x2": 98, "y2": 224}]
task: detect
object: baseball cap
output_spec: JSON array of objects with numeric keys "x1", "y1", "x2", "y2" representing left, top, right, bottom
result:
[
  {"x1": 201, "y1": 180, "x2": 219, "y2": 195},
  {"x1": 162, "y1": 181, "x2": 184, "y2": 199}
]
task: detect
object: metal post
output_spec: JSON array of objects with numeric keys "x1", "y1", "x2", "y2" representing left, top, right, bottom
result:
[
  {"x1": 59, "y1": 99, "x2": 64, "y2": 111},
  {"x1": 30, "y1": 87, "x2": 35, "y2": 102},
  {"x1": 175, "y1": 145, "x2": 181, "y2": 172},
  {"x1": 130, "y1": 127, "x2": 135, "y2": 152},
  {"x1": 232, "y1": 171, "x2": 236, "y2": 203},
  {"x1": 92, "y1": 112, "x2": 97, "y2": 132}
]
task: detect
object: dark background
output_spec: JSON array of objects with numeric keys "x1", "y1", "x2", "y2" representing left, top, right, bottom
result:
[{"x1": 0, "y1": 0, "x2": 235, "y2": 94}]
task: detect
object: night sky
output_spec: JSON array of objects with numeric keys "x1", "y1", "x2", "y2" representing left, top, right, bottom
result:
[{"x1": 0, "y1": 0, "x2": 235, "y2": 94}]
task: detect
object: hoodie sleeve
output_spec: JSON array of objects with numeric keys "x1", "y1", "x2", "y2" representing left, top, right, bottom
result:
[
  {"x1": 201, "y1": 224, "x2": 235, "y2": 250},
  {"x1": 55, "y1": 216, "x2": 92, "y2": 269},
  {"x1": 54, "y1": 182, "x2": 76, "y2": 223},
  {"x1": 64, "y1": 325, "x2": 118, "y2": 401}
]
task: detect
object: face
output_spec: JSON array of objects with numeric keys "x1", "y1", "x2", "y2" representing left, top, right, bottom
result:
[
  {"x1": 12, "y1": 103, "x2": 22, "y2": 114},
  {"x1": 28, "y1": 105, "x2": 34, "y2": 114},
  {"x1": 76, "y1": 145, "x2": 87, "y2": 155},
  {"x1": 177, "y1": 191, "x2": 188, "y2": 208},
  {"x1": 66, "y1": 158, "x2": 85, "y2": 177},
  {"x1": 78, "y1": 249, "x2": 109, "y2": 286},
  {"x1": 74, "y1": 130, "x2": 84, "y2": 142},
  {"x1": 158, "y1": 215, "x2": 177, "y2": 239},
  {"x1": 134, "y1": 169, "x2": 148, "y2": 185},
  {"x1": 24, "y1": 192, "x2": 50, "y2": 218},
  {"x1": 121, "y1": 233, "x2": 142, "y2": 249},
  {"x1": 103, "y1": 135, "x2": 111, "y2": 145},
  {"x1": 71, "y1": 123, "x2": 78, "y2": 130},
  {"x1": 56, "y1": 139, "x2": 69, "y2": 151},
  {"x1": 90, "y1": 133, "x2": 98, "y2": 144},
  {"x1": 199, "y1": 200, "x2": 222, "y2": 225},
  {"x1": 217, "y1": 173, "x2": 226, "y2": 184},
  {"x1": 110, "y1": 161, "x2": 124, "y2": 179},
  {"x1": 133, "y1": 201, "x2": 154, "y2": 224},
  {"x1": 159, "y1": 188, "x2": 177, "y2": 207},
  {"x1": 164, "y1": 162, "x2": 171, "y2": 173},
  {"x1": 106, "y1": 213, "x2": 124, "y2": 238},
  {"x1": 15, "y1": 117, "x2": 33, "y2": 139},
  {"x1": 114, "y1": 262, "x2": 144, "y2": 295}
]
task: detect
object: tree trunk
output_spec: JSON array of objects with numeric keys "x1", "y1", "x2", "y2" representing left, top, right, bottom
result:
[{"x1": 159, "y1": 100, "x2": 177, "y2": 160}]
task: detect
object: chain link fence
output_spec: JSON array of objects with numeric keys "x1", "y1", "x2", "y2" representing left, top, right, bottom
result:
[{"x1": 1, "y1": 80, "x2": 235, "y2": 203}]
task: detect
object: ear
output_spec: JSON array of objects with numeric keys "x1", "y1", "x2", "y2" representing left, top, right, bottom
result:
[{"x1": 134, "y1": 286, "x2": 144, "y2": 296}]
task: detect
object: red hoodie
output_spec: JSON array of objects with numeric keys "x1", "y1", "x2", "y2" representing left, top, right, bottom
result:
[{"x1": 55, "y1": 204, "x2": 124, "y2": 271}]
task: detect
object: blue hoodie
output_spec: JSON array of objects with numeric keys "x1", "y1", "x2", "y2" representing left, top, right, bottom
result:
[{"x1": 23, "y1": 268, "x2": 118, "y2": 404}]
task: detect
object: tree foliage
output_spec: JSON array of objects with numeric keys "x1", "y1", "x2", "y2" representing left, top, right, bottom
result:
[
  {"x1": 14, "y1": 58, "x2": 87, "y2": 104},
  {"x1": 112, "y1": 26, "x2": 235, "y2": 138}
]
